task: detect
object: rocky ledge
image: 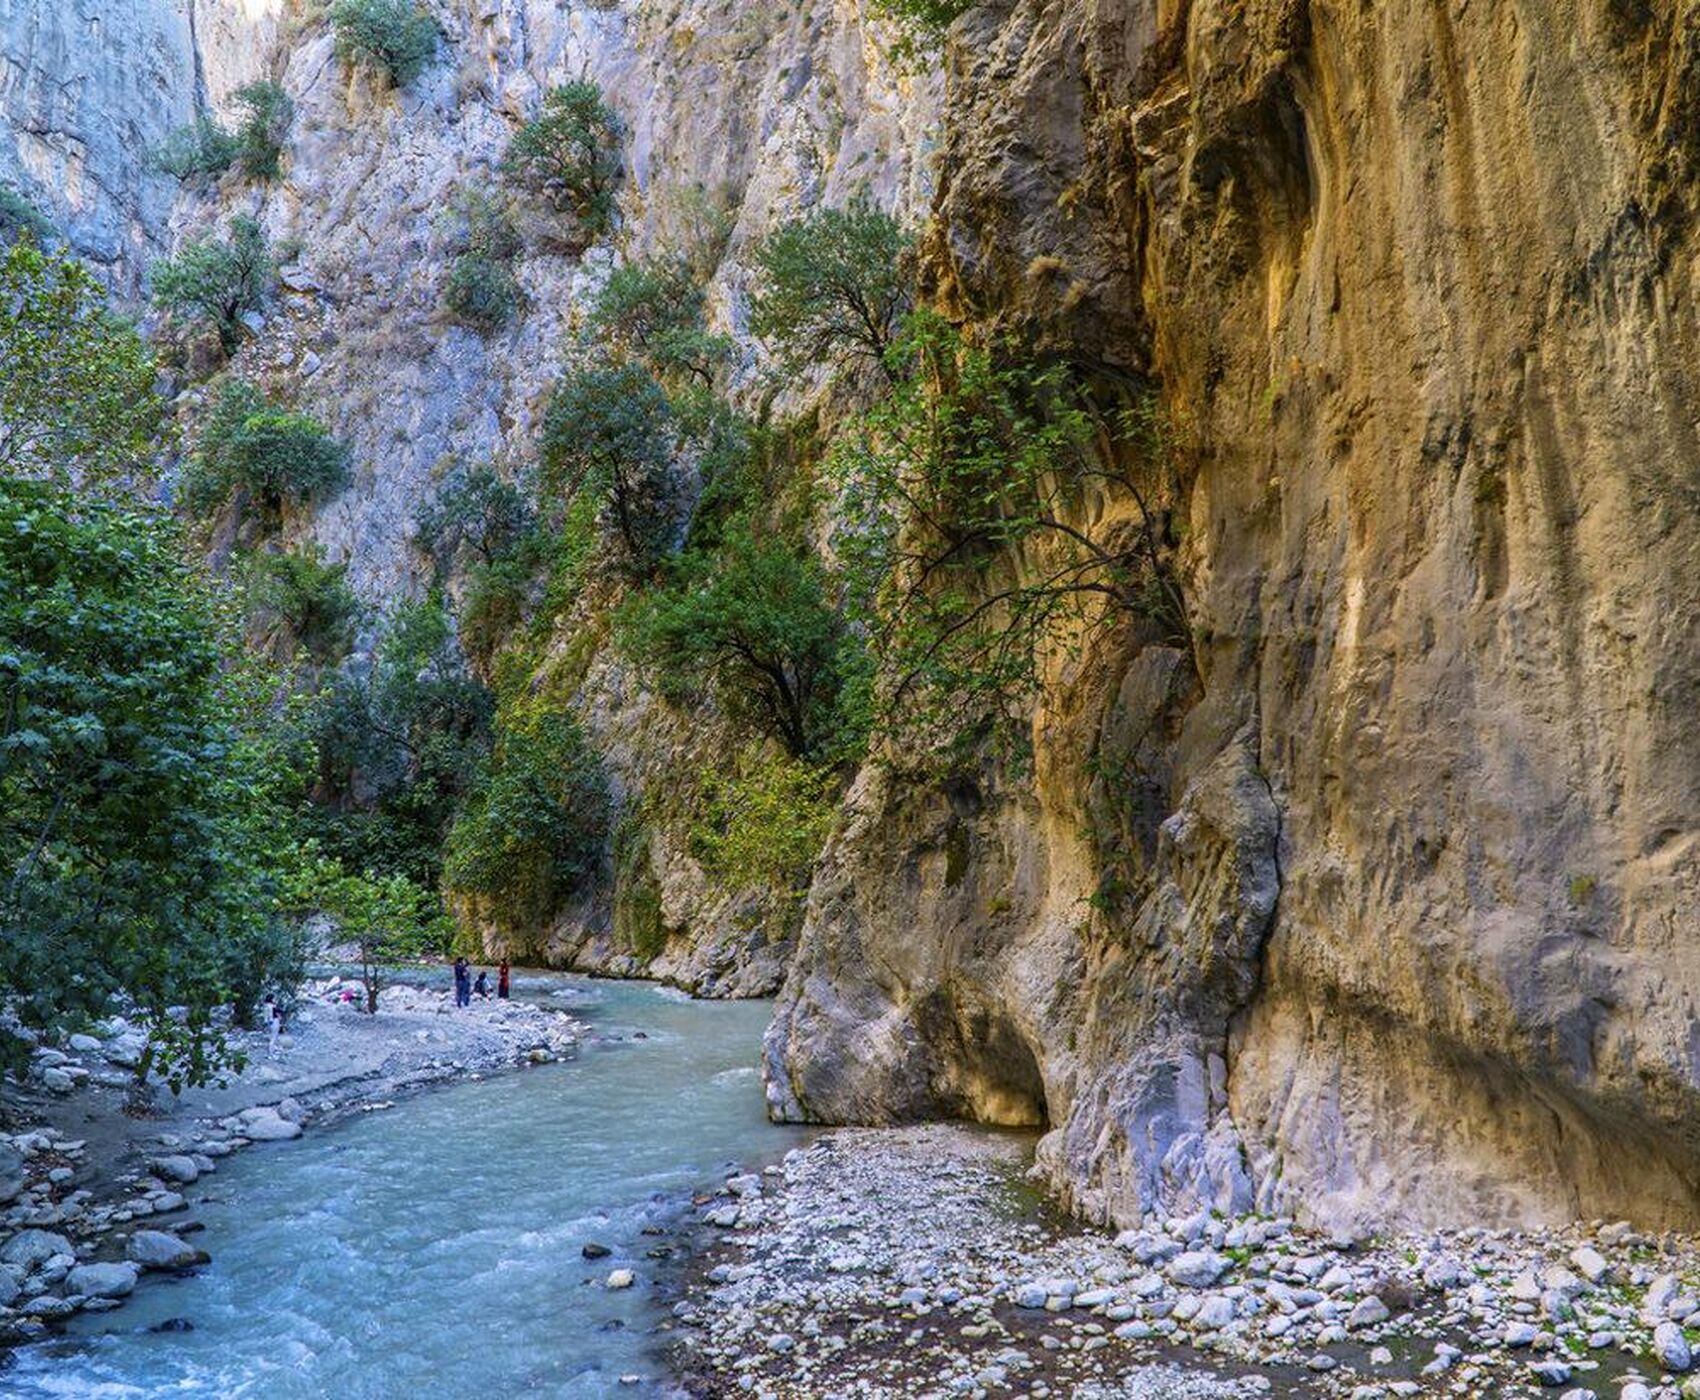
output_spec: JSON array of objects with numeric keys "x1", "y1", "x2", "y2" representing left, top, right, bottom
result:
[
  {"x1": 672, "y1": 1125, "x2": 1700, "y2": 1400},
  {"x1": 0, "y1": 976, "x2": 581, "y2": 1349}
]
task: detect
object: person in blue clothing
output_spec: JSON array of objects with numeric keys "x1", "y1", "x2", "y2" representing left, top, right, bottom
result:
[{"x1": 453, "y1": 956, "x2": 471, "y2": 1007}]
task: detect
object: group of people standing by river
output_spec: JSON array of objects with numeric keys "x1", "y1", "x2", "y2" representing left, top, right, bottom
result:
[{"x1": 453, "y1": 957, "x2": 510, "y2": 1006}]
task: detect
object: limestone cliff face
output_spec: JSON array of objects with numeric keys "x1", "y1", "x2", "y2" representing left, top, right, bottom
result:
[
  {"x1": 769, "y1": 0, "x2": 1700, "y2": 1232},
  {"x1": 1, "y1": 0, "x2": 935, "y2": 992}
]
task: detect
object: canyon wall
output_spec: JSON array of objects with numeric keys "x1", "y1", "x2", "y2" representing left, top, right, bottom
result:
[
  {"x1": 768, "y1": 0, "x2": 1700, "y2": 1232},
  {"x1": 10, "y1": 0, "x2": 1700, "y2": 1231}
]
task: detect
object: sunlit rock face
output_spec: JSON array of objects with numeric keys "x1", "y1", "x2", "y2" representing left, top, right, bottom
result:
[{"x1": 769, "y1": 0, "x2": 1700, "y2": 1234}]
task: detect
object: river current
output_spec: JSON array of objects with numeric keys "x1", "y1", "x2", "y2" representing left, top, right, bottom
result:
[{"x1": 5, "y1": 974, "x2": 800, "y2": 1398}]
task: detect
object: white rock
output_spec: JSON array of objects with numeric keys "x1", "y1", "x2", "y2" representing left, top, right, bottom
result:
[
  {"x1": 1348, "y1": 1295, "x2": 1391, "y2": 1328},
  {"x1": 1167, "y1": 1250, "x2": 1231, "y2": 1288},
  {"x1": 606, "y1": 1269, "x2": 635, "y2": 1289},
  {"x1": 125, "y1": 1230, "x2": 206, "y2": 1271},
  {"x1": 1570, "y1": 1246, "x2": 1610, "y2": 1284},
  {"x1": 67, "y1": 1261, "x2": 139, "y2": 1298},
  {"x1": 1655, "y1": 1319, "x2": 1693, "y2": 1371}
]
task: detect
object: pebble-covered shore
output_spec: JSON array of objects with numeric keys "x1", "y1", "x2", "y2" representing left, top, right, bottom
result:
[
  {"x1": 0, "y1": 976, "x2": 581, "y2": 1349},
  {"x1": 673, "y1": 1125, "x2": 1700, "y2": 1400}
]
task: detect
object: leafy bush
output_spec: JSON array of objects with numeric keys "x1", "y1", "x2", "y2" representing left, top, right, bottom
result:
[
  {"x1": 588, "y1": 254, "x2": 729, "y2": 385},
  {"x1": 243, "y1": 546, "x2": 361, "y2": 664},
  {"x1": 445, "y1": 253, "x2": 520, "y2": 331},
  {"x1": 750, "y1": 197, "x2": 913, "y2": 375},
  {"x1": 0, "y1": 181, "x2": 53, "y2": 246},
  {"x1": 150, "y1": 116, "x2": 241, "y2": 179},
  {"x1": 415, "y1": 463, "x2": 535, "y2": 570},
  {"x1": 232, "y1": 81, "x2": 295, "y2": 180},
  {"x1": 1, "y1": 240, "x2": 160, "y2": 487},
  {"x1": 330, "y1": 0, "x2": 439, "y2": 87},
  {"x1": 502, "y1": 81, "x2": 622, "y2": 240},
  {"x1": 619, "y1": 526, "x2": 847, "y2": 760},
  {"x1": 442, "y1": 698, "x2": 609, "y2": 937},
  {"x1": 0, "y1": 477, "x2": 305, "y2": 1086},
  {"x1": 307, "y1": 598, "x2": 493, "y2": 887},
  {"x1": 150, "y1": 215, "x2": 272, "y2": 353},
  {"x1": 153, "y1": 83, "x2": 294, "y2": 182},
  {"x1": 540, "y1": 362, "x2": 678, "y2": 566},
  {"x1": 189, "y1": 378, "x2": 350, "y2": 515},
  {"x1": 832, "y1": 311, "x2": 1187, "y2": 757},
  {"x1": 442, "y1": 190, "x2": 523, "y2": 332},
  {"x1": 687, "y1": 746, "x2": 835, "y2": 894}
]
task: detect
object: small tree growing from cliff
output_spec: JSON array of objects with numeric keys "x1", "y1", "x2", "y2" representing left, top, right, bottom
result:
[
  {"x1": 502, "y1": 81, "x2": 623, "y2": 242},
  {"x1": 833, "y1": 312, "x2": 1188, "y2": 758},
  {"x1": 187, "y1": 378, "x2": 350, "y2": 517},
  {"x1": 442, "y1": 191, "x2": 524, "y2": 333},
  {"x1": 588, "y1": 255, "x2": 729, "y2": 388},
  {"x1": 150, "y1": 215, "x2": 272, "y2": 354},
  {"x1": 330, "y1": 0, "x2": 439, "y2": 88},
  {"x1": 242, "y1": 546, "x2": 362, "y2": 665},
  {"x1": 232, "y1": 82, "x2": 295, "y2": 180},
  {"x1": 540, "y1": 362, "x2": 678, "y2": 568},
  {"x1": 0, "y1": 182, "x2": 52, "y2": 247},
  {"x1": 750, "y1": 197, "x2": 914, "y2": 378}
]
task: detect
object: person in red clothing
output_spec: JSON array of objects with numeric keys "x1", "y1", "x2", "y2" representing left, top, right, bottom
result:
[{"x1": 497, "y1": 959, "x2": 511, "y2": 1000}]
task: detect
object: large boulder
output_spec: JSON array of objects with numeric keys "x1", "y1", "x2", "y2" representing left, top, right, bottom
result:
[
  {"x1": 125, "y1": 1231, "x2": 207, "y2": 1271},
  {"x1": 0, "y1": 1230, "x2": 73, "y2": 1273},
  {"x1": 239, "y1": 1107, "x2": 301, "y2": 1142},
  {"x1": 68, "y1": 1261, "x2": 140, "y2": 1299},
  {"x1": 149, "y1": 1155, "x2": 199, "y2": 1184}
]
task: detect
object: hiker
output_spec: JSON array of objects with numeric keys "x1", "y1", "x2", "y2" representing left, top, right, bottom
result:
[
  {"x1": 497, "y1": 959, "x2": 511, "y2": 1000},
  {"x1": 263, "y1": 994, "x2": 283, "y2": 1059},
  {"x1": 473, "y1": 969, "x2": 490, "y2": 1000},
  {"x1": 453, "y1": 956, "x2": 471, "y2": 1008}
]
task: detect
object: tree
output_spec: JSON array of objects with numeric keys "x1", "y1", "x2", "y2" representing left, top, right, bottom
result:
[
  {"x1": 502, "y1": 81, "x2": 623, "y2": 239},
  {"x1": 415, "y1": 464, "x2": 535, "y2": 571},
  {"x1": 187, "y1": 378, "x2": 350, "y2": 517},
  {"x1": 314, "y1": 863, "x2": 446, "y2": 1013},
  {"x1": 619, "y1": 527, "x2": 847, "y2": 760},
  {"x1": 587, "y1": 255, "x2": 729, "y2": 386},
  {"x1": 0, "y1": 182, "x2": 53, "y2": 246},
  {"x1": 442, "y1": 190, "x2": 524, "y2": 333},
  {"x1": 232, "y1": 82, "x2": 295, "y2": 180},
  {"x1": 686, "y1": 745, "x2": 836, "y2": 896},
  {"x1": 330, "y1": 0, "x2": 439, "y2": 87},
  {"x1": 540, "y1": 362, "x2": 678, "y2": 566},
  {"x1": 150, "y1": 215, "x2": 272, "y2": 354},
  {"x1": 750, "y1": 197, "x2": 913, "y2": 377},
  {"x1": 442, "y1": 701, "x2": 608, "y2": 937},
  {"x1": 243, "y1": 546, "x2": 362, "y2": 665},
  {"x1": 0, "y1": 478, "x2": 302, "y2": 1086},
  {"x1": 832, "y1": 311, "x2": 1188, "y2": 756},
  {"x1": 150, "y1": 117, "x2": 241, "y2": 180},
  {"x1": 307, "y1": 598, "x2": 493, "y2": 887},
  {"x1": 0, "y1": 241, "x2": 160, "y2": 487}
]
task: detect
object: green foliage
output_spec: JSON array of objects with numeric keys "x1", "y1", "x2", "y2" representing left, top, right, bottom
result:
[
  {"x1": 832, "y1": 311, "x2": 1186, "y2": 759},
  {"x1": 0, "y1": 182, "x2": 53, "y2": 246},
  {"x1": 619, "y1": 526, "x2": 849, "y2": 761},
  {"x1": 540, "y1": 362, "x2": 678, "y2": 567},
  {"x1": 243, "y1": 546, "x2": 361, "y2": 665},
  {"x1": 0, "y1": 240, "x2": 161, "y2": 487},
  {"x1": 187, "y1": 378, "x2": 350, "y2": 516},
  {"x1": 443, "y1": 190, "x2": 523, "y2": 332},
  {"x1": 687, "y1": 746, "x2": 835, "y2": 894},
  {"x1": 300, "y1": 857, "x2": 448, "y2": 1011},
  {"x1": 330, "y1": 0, "x2": 439, "y2": 87},
  {"x1": 587, "y1": 255, "x2": 729, "y2": 385},
  {"x1": 502, "y1": 81, "x2": 622, "y2": 240},
  {"x1": 0, "y1": 478, "x2": 305, "y2": 1087},
  {"x1": 611, "y1": 817, "x2": 665, "y2": 961},
  {"x1": 154, "y1": 83, "x2": 294, "y2": 182},
  {"x1": 150, "y1": 215, "x2": 272, "y2": 354},
  {"x1": 868, "y1": 0, "x2": 976, "y2": 56},
  {"x1": 232, "y1": 81, "x2": 295, "y2": 180},
  {"x1": 750, "y1": 196, "x2": 913, "y2": 375},
  {"x1": 442, "y1": 693, "x2": 609, "y2": 937},
  {"x1": 307, "y1": 598, "x2": 493, "y2": 887},
  {"x1": 415, "y1": 464, "x2": 535, "y2": 571},
  {"x1": 150, "y1": 116, "x2": 240, "y2": 180}
]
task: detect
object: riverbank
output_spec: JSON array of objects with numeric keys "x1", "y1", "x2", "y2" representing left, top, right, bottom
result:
[
  {"x1": 0, "y1": 974, "x2": 582, "y2": 1349},
  {"x1": 673, "y1": 1124, "x2": 1700, "y2": 1399}
]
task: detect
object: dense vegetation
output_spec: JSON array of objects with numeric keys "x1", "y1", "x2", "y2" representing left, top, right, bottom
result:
[
  {"x1": 185, "y1": 378, "x2": 350, "y2": 518},
  {"x1": 150, "y1": 215, "x2": 272, "y2": 355},
  {"x1": 152, "y1": 82, "x2": 295, "y2": 183},
  {"x1": 330, "y1": 0, "x2": 439, "y2": 88},
  {"x1": 502, "y1": 81, "x2": 623, "y2": 244}
]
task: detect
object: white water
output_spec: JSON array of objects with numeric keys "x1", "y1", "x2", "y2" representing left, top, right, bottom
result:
[{"x1": 5, "y1": 975, "x2": 800, "y2": 1398}]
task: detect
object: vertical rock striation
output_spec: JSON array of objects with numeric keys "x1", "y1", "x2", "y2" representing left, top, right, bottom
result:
[{"x1": 771, "y1": 0, "x2": 1700, "y2": 1232}]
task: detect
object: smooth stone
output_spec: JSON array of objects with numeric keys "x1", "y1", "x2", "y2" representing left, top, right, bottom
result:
[
  {"x1": 1348, "y1": 1296, "x2": 1391, "y2": 1328},
  {"x1": 1167, "y1": 1251, "x2": 1231, "y2": 1288},
  {"x1": 126, "y1": 1231, "x2": 207, "y2": 1271},
  {"x1": 1656, "y1": 1320, "x2": 1693, "y2": 1371},
  {"x1": 606, "y1": 1269, "x2": 634, "y2": 1289},
  {"x1": 67, "y1": 1262, "x2": 139, "y2": 1299},
  {"x1": 150, "y1": 1155, "x2": 199, "y2": 1184},
  {"x1": 0, "y1": 1230, "x2": 73, "y2": 1272},
  {"x1": 581, "y1": 1242, "x2": 611, "y2": 1259}
]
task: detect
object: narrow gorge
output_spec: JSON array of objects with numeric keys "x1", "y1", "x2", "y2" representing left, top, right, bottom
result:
[{"x1": 7, "y1": 2, "x2": 1700, "y2": 1387}]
